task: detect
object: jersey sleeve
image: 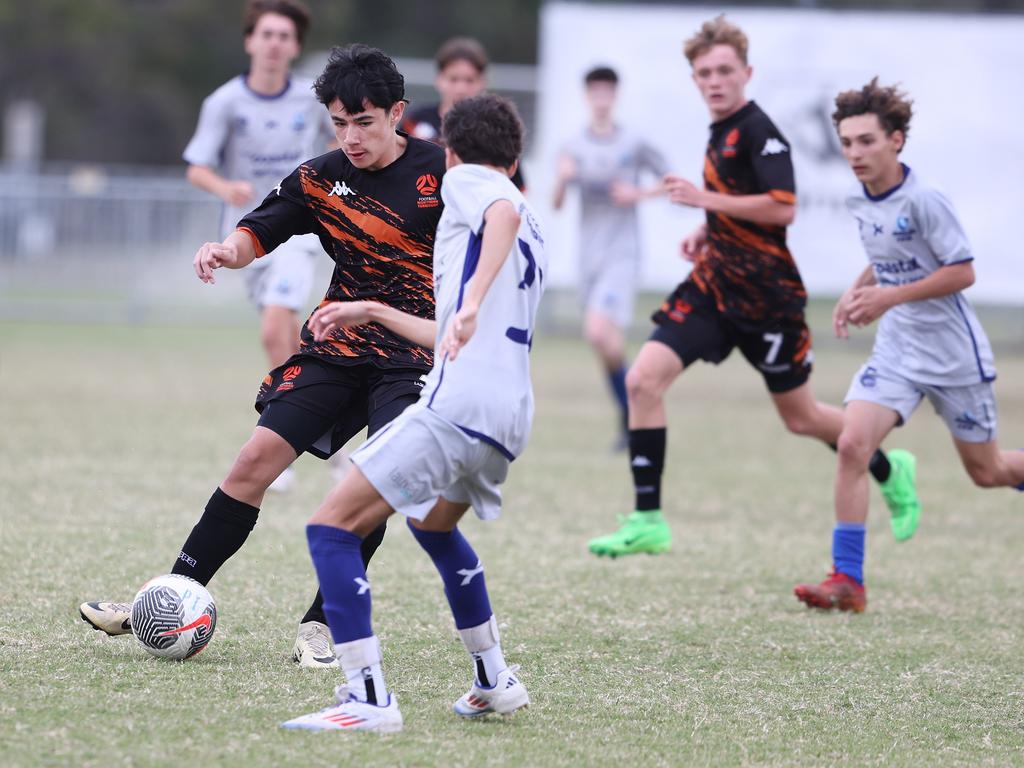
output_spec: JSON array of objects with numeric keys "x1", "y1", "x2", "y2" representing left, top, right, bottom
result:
[
  {"x1": 182, "y1": 90, "x2": 231, "y2": 167},
  {"x1": 638, "y1": 140, "x2": 669, "y2": 177},
  {"x1": 443, "y1": 167, "x2": 515, "y2": 234},
  {"x1": 918, "y1": 188, "x2": 973, "y2": 265},
  {"x1": 235, "y1": 166, "x2": 318, "y2": 255},
  {"x1": 745, "y1": 120, "x2": 796, "y2": 204}
]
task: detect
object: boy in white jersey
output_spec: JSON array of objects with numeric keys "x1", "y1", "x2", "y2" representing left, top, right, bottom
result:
[
  {"x1": 184, "y1": 2, "x2": 333, "y2": 406},
  {"x1": 281, "y1": 94, "x2": 544, "y2": 732},
  {"x1": 553, "y1": 66, "x2": 667, "y2": 449},
  {"x1": 794, "y1": 79, "x2": 1024, "y2": 613}
]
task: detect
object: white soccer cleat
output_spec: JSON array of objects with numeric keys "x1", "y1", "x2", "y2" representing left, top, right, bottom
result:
[
  {"x1": 79, "y1": 601, "x2": 133, "y2": 636},
  {"x1": 281, "y1": 687, "x2": 403, "y2": 733},
  {"x1": 267, "y1": 466, "x2": 295, "y2": 493},
  {"x1": 453, "y1": 665, "x2": 529, "y2": 718},
  {"x1": 292, "y1": 621, "x2": 340, "y2": 668}
]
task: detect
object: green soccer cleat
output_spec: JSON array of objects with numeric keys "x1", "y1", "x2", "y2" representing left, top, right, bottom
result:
[
  {"x1": 588, "y1": 511, "x2": 672, "y2": 558},
  {"x1": 880, "y1": 449, "x2": 921, "y2": 542}
]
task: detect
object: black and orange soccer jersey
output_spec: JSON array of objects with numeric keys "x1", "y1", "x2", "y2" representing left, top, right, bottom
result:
[
  {"x1": 238, "y1": 133, "x2": 445, "y2": 371},
  {"x1": 688, "y1": 100, "x2": 806, "y2": 326}
]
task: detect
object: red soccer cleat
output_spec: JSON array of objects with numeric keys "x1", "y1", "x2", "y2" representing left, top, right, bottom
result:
[{"x1": 794, "y1": 569, "x2": 867, "y2": 613}]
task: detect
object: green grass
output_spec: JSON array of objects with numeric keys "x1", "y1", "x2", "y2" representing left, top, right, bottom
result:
[{"x1": 2, "y1": 319, "x2": 1023, "y2": 767}]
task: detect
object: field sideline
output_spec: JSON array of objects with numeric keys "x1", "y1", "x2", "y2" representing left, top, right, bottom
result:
[{"x1": 2, "y1": 319, "x2": 1023, "y2": 767}]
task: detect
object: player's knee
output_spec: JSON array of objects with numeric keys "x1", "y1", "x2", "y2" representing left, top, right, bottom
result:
[
  {"x1": 835, "y1": 430, "x2": 874, "y2": 468},
  {"x1": 964, "y1": 460, "x2": 1001, "y2": 488},
  {"x1": 626, "y1": 365, "x2": 662, "y2": 405},
  {"x1": 228, "y1": 440, "x2": 275, "y2": 486},
  {"x1": 780, "y1": 410, "x2": 816, "y2": 437}
]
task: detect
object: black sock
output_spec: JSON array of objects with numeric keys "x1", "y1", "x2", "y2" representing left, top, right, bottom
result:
[
  {"x1": 171, "y1": 488, "x2": 258, "y2": 585},
  {"x1": 828, "y1": 443, "x2": 891, "y2": 484},
  {"x1": 630, "y1": 428, "x2": 666, "y2": 511},
  {"x1": 300, "y1": 521, "x2": 388, "y2": 625}
]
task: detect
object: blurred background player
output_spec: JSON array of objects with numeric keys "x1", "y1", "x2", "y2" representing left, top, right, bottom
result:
[
  {"x1": 404, "y1": 36, "x2": 527, "y2": 192},
  {"x1": 552, "y1": 66, "x2": 667, "y2": 449},
  {"x1": 182, "y1": 0, "x2": 337, "y2": 492},
  {"x1": 280, "y1": 94, "x2": 542, "y2": 732},
  {"x1": 80, "y1": 44, "x2": 445, "y2": 669},
  {"x1": 588, "y1": 16, "x2": 919, "y2": 559},
  {"x1": 794, "y1": 79, "x2": 1024, "y2": 613}
]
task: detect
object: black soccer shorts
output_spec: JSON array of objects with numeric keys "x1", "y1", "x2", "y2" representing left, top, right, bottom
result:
[
  {"x1": 649, "y1": 280, "x2": 812, "y2": 394},
  {"x1": 254, "y1": 354, "x2": 425, "y2": 458}
]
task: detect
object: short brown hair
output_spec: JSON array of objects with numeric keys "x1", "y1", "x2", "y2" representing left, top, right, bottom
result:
[
  {"x1": 243, "y1": 0, "x2": 311, "y2": 46},
  {"x1": 436, "y1": 37, "x2": 488, "y2": 74},
  {"x1": 443, "y1": 94, "x2": 523, "y2": 168},
  {"x1": 683, "y1": 15, "x2": 748, "y2": 65},
  {"x1": 833, "y1": 77, "x2": 914, "y2": 146}
]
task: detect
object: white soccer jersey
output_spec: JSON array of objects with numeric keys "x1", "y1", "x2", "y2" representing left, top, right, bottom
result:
[
  {"x1": 845, "y1": 166, "x2": 995, "y2": 385},
  {"x1": 183, "y1": 75, "x2": 335, "y2": 237},
  {"x1": 562, "y1": 126, "x2": 666, "y2": 274},
  {"x1": 419, "y1": 163, "x2": 547, "y2": 460}
]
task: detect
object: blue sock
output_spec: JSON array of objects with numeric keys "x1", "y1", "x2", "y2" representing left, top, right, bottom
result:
[
  {"x1": 608, "y1": 365, "x2": 629, "y2": 424},
  {"x1": 832, "y1": 523, "x2": 866, "y2": 585},
  {"x1": 407, "y1": 520, "x2": 492, "y2": 629},
  {"x1": 306, "y1": 524, "x2": 373, "y2": 644}
]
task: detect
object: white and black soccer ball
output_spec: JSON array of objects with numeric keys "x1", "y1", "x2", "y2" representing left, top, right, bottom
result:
[{"x1": 131, "y1": 574, "x2": 217, "y2": 660}]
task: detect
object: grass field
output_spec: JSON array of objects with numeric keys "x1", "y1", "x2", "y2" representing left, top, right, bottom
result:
[{"x1": 2, "y1": 317, "x2": 1024, "y2": 767}]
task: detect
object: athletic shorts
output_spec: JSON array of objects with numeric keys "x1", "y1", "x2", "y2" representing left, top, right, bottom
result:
[
  {"x1": 580, "y1": 258, "x2": 638, "y2": 329},
  {"x1": 244, "y1": 234, "x2": 318, "y2": 312},
  {"x1": 352, "y1": 404, "x2": 510, "y2": 522},
  {"x1": 845, "y1": 360, "x2": 997, "y2": 443},
  {"x1": 255, "y1": 355, "x2": 427, "y2": 459},
  {"x1": 649, "y1": 279, "x2": 812, "y2": 394}
]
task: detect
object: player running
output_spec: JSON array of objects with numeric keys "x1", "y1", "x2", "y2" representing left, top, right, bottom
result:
[
  {"x1": 280, "y1": 94, "x2": 542, "y2": 733},
  {"x1": 183, "y1": 0, "x2": 337, "y2": 493},
  {"x1": 79, "y1": 45, "x2": 445, "y2": 668},
  {"x1": 794, "y1": 79, "x2": 1024, "y2": 612},
  {"x1": 588, "y1": 16, "x2": 919, "y2": 558},
  {"x1": 553, "y1": 66, "x2": 667, "y2": 450}
]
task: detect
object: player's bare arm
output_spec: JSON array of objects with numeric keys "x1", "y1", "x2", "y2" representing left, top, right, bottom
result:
[
  {"x1": 308, "y1": 301, "x2": 436, "y2": 349},
  {"x1": 848, "y1": 260, "x2": 975, "y2": 327},
  {"x1": 186, "y1": 164, "x2": 255, "y2": 207},
  {"x1": 665, "y1": 174, "x2": 794, "y2": 226},
  {"x1": 193, "y1": 228, "x2": 258, "y2": 284},
  {"x1": 610, "y1": 178, "x2": 667, "y2": 207},
  {"x1": 442, "y1": 199, "x2": 521, "y2": 360},
  {"x1": 551, "y1": 152, "x2": 577, "y2": 210}
]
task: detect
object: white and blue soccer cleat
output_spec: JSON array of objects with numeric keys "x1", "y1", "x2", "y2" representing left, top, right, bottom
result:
[
  {"x1": 281, "y1": 687, "x2": 403, "y2": 733},
  {"x1": 453, "y1": 665, "x2": 529, "y2": 718}
]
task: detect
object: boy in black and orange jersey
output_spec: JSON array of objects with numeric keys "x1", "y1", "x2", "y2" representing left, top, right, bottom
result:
[
  {"x1": 588, "y1": 16, "x2": 920, "y2": 559},
  {"x1": 80, "y1": 45, "x2": 446, "y2": 668}
]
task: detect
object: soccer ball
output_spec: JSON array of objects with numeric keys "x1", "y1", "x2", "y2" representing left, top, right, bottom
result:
[{"x1": 131, "y1": 574, "x2": 217, "y2": 660}]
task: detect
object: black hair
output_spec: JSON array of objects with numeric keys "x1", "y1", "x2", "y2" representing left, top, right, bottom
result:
[
  {"x1": 244, "y1": 0, "x2": 311, "y2": 45},
  {"x1": 313, "y1": 44, "x2": 405, "y2": 114},
  {"x1": 442, "y1": 94, "x2": 523, "y2": 169},
  {"x1": 584, "y1": 66, "x2": 618, "y2": 86}
]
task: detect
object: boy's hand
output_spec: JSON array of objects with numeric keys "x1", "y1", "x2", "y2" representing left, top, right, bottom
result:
[
  {"x1": 309, "y1": 301, "x2": 374, "y2": 341},
  {"x1": 193, "y1": 241, "x2": 239, "y2": 284},
  {"x1": 680, "y1": 225, "x2": 707, "y2": 262},
  {"x1": 847, "y1": 286, "x2": 895, "y2": 327},
  {"x1": 440, "y1": 304, "x2": 479, "y2": 361}
]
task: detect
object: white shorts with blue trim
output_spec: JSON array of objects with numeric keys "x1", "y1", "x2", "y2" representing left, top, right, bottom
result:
[
  {"x1": 245, "y1": 234, "x2": 318, "y2": 311},
  {"x1": 580, "y1": 258, "x2": 638, "y2": 329},
  {"x1": 845, "y1": 360, "x2": 997, "y2": 444},
  {"x1": 351, "y1": 403, "x2": 510, "y2": 522}
]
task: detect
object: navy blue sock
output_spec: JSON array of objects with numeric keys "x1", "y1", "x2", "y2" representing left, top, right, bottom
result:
[
  {"x1": 305, "y1": 524, "x2": 373, "y2": 644},
  {"x1": 608, "y1": 365, "x2": 629, "y2": 426},
  {"x1": 407, "y1": 520, "x2": 492, "y2": 630},
  {"x1": 832, "y1": 523, "x2": 866, "y2": 584}
]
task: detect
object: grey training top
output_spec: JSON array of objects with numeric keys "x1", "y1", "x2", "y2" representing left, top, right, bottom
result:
[
  {"x1": 183, "y1": 75, "x2": 335, "y2": 237},
  {"x1": 845, "y1": 166, "x2": 995, "y2": 386}
]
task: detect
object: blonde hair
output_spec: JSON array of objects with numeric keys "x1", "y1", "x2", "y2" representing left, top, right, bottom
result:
[{"x1": 683, "y1": 15, "x2": 749, "y2": 66}]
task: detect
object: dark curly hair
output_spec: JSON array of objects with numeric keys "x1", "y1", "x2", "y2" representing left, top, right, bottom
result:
[
  {"x1": 833, "y1": 77, "x2": 914, "y2": 149},
  {"x1": 442, "y1": 94, "x2": 523, "y2": 169},
  {"x1": 313, "y1": 44, "x2": 405, "y2": 114}
]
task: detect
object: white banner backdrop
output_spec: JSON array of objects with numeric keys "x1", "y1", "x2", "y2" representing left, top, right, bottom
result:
[{"x1": 533, "y1": 3, "x2": 1024, "y2": 304}]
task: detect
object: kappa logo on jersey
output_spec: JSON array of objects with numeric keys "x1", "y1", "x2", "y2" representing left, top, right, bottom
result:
[
  {"x1": 328, "y1": 181, "x2": 355, "y2": 197},
  {"x1": 761, "y1": 138, "x2": 788, "y2": 156},
  {"x1": 416, "y1": 174, "x2": 440, "y2": 208},
  {"x1": 723, "y1": 127, "x2": 740, "y2": 158}
]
